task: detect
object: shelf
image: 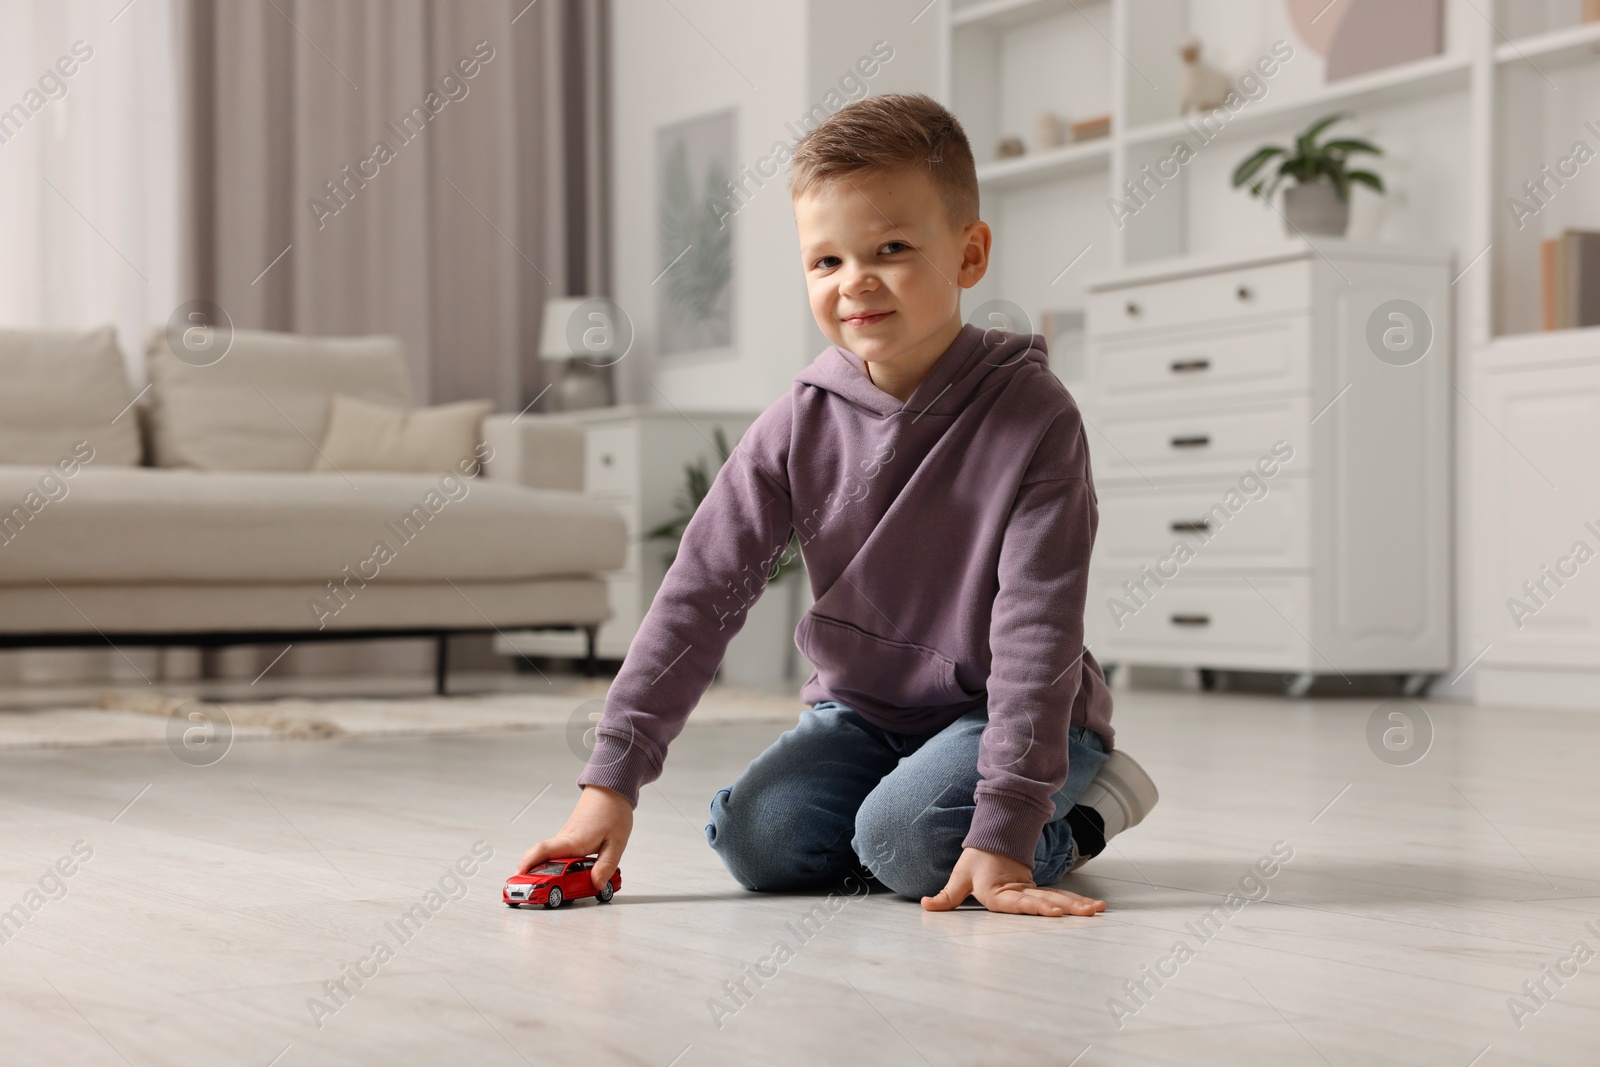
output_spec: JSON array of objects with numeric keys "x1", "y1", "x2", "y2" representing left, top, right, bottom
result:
[
  {"x1": 1495, "y1": 21, "x2": 1600, "y2": 68},
  {"x1": 1124, "y1": 52, "x2": 1471, "y2": 150},
  {"x1": 951, "y1": 0, "x2": 1102, "y2": 31},
  {"x1": 1480, "y1": 324, "x2": 1600, "y2": 372},
  {"x1": 976, "y1": 138, "x2": 1110, "y2": 190}
]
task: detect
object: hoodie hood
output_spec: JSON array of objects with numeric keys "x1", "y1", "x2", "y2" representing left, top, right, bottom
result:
[{"x1": 793, "y1": 322, "x2": 1050, "y2": 418}]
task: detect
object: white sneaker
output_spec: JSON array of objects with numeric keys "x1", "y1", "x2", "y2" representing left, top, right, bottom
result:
[{"x1": 1070, "y1": 749, "x2": 1159, "y2": 871}]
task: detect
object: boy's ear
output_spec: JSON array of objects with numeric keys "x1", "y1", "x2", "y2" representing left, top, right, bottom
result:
[{"x1": 958, "y1": 220, "x2": 992, "y2": 289}]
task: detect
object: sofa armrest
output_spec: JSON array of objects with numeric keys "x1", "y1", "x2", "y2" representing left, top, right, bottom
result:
[{"x1": 481, "y1": 414, "x2": 585, "y2": 491}]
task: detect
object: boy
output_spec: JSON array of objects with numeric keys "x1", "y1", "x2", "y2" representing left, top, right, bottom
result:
[{"x1": 517, "y1": 93, "x2": 1156, "y2": 917}]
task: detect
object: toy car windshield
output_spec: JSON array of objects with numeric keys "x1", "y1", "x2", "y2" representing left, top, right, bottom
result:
[{"x1": 528, "y1": 861, "x2": 566, "y2": 876}]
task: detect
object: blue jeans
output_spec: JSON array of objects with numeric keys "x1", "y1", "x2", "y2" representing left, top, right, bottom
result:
[{"x1": 704, "y1": 699, "x2": 1109, "y2": 900}]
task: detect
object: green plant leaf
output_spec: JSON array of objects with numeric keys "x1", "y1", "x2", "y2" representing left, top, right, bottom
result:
[
  {"x1": 1321, "y1": 138, "x2": 1382, "y2": 157},
  {"x1": 1232, "y1": 146, "x2": 1285, "y2": 187},
  {"x1": 1347, "y1": 170, "x2": 1385, "y2": 192},
  {"x1": 1262, "y1": 169, "x2": 1289, "y2": 201},
  {"x1": 1296, "y1": 112, "x2": 1349, "y2": 158}
]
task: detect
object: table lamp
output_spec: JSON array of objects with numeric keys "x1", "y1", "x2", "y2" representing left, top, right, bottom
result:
[{"x1": 540, "y1": 296, "x2": 617, "y2": 411}]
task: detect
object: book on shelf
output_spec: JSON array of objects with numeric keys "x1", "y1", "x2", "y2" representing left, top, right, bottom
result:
[{"x1": 1539, "y1": 229, "x2": 1600, "y2": 330}]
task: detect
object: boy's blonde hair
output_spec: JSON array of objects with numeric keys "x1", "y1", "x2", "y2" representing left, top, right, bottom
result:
[{"x1": 788, "y1": 92, "x2": 979, "y2": 232}]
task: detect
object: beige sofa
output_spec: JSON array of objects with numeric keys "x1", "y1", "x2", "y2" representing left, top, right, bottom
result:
[{"x1": 0, "y1": 325, "x2": 627, "y2": 691}]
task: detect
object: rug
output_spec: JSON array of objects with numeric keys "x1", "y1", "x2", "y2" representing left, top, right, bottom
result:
[{"x1": 0, "y1": 678, "x2": 807, "y2": 751}]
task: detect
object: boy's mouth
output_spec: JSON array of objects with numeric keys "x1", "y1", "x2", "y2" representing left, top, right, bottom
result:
[{"x1": 842, "y1": 310, "x2": 893, "y2": 328}]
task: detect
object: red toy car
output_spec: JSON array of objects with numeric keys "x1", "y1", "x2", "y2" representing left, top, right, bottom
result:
[{"x1": 504, "y1": 856, "x2": 620, "y2": 909}]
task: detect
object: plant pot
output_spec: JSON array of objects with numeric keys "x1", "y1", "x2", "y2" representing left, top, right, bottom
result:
[{"x1": 1282, "y1": 182, "x2": 1350, "y2": 237}]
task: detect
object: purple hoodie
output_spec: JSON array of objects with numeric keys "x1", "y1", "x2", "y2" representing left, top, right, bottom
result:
[{"x1": 578, "y1": 322, "x2": 1114, "y2": 867}]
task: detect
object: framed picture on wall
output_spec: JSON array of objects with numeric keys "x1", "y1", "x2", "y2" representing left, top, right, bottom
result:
[{"x1": 656, "y1": 107, "x2": 736, "y2": 360}]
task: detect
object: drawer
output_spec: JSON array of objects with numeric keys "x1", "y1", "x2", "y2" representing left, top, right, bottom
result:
[
  {"x1": 1090, "y1": 316, "x2": 1309, "y2": 403},
  {"x1": 1088, "y1": 259, "x2": 1311, "y2": 336},
  {"x1": 1086, "y1": 573, "x2": 1313, "y2": 671},
  {"x1": 584, "y1": 423, "x2": 639, "y2": 498},
  {"x1": 1089, "y1": 396, "x2": 1309, "y2": 483},
  {"x1": 1095, "y1": 478, "x2": 1309, "y2": 571}
]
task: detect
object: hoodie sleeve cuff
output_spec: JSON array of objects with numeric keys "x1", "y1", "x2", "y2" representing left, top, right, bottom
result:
[
  {"x1": 962, "y1": 791, "x2": 1054, "y2": 869},
  {"x1": 574, "y1": 727, "x2": 661, "y2": 807}
]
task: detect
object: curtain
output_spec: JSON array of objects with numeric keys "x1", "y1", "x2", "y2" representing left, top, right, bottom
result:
[
  {"x1": 175, "y1": 0, "x2": 612, "y2": 409},
  {"x1": 0, "y1": 0, "x2": 180, "y2": 383}
]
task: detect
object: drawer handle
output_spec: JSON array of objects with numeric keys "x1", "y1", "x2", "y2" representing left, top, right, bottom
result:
[
  {"x1": 1170, "y1": 358, "x2": 1210, "y2": 373},
  {"x1": 1171, "y1": 614, "x2": 1211, "y2": 627},
  {"x1": 1170, "y1": 435, "x2": 1211, "y2": 449},
  {"x1": 1170, "y1": 520, "x2": 1211, "y2": 534},
  {"x1": 600, "y1": 453, "x2": 614, "y2": 467},
  {"x1": 1236, "y1": 285, "x2": 1253, "y2": 301},
  {"x1": 1125, "y1": 301, "x2": 1141, "y2": 317}
]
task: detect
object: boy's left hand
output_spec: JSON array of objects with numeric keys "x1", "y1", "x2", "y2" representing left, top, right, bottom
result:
[{"x1": 922, "y1": 847, "x2": 1107, "y2": 917}]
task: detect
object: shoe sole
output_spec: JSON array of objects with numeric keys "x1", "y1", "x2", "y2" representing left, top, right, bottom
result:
[
  {"x1": 1096, "y1": 749, "x2": 1159, "y2": 830},
  {"x1": 1068, "y1": 750, "x2": 1159, "y2": 873}
]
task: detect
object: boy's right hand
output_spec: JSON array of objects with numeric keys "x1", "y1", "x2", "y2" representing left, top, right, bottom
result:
[{"x1": 516, "y1": 783, "x2": 634, "y2": 894}]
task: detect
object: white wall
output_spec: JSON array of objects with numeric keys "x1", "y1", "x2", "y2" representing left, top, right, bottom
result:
[
  {"x1": 610, "y1": 0, "x2": 942, "y2": 412},
  {"x1": 610, "y1": 0, "x2": 810, "y2": 411}
]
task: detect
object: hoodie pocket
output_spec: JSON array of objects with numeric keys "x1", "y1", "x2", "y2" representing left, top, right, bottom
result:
[{"x1": 796, "y1": 611, "x2": 968, "y2": 709}]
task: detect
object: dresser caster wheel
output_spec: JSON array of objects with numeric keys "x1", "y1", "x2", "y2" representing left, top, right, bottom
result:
[
  {"x1": 1283, "y1": 672, "x2": 1314, "y2": 698},
  {"x1": 1198, "y1": 668, "x2": 1218, "y2": 691},
  {"x1": 1400, "y1": 673, "x2": 1431, "y2": 697}
]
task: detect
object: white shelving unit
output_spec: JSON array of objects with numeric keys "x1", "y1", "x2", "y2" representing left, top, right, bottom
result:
[
  {"x1": 937, "y1": 0, "x2": 1600, "y2": 705},
  {"x1": 938, "y1": 0, "x2": 1481, "y2": 281}
]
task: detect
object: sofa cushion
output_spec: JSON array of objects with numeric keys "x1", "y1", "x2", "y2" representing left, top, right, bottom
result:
[
  {"x1": 0, "y1": 577, "x2": 611, "y2": 635},
  {"x1": 0, "y1": 467, "x2": 627, "y2": 588},
  {"x1": 0, "y1": 327, "x2": 142, "y2": 467},
  {"x1": 145, "y1": 326, "x2": 413, "y2": 470},
  {"x1": 315, "y1": 395, "x2": 494, "y2": 474}
]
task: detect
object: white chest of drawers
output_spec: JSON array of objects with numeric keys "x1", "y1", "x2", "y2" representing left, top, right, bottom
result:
[{"x1": 1078, "y1": 241, "x2": 1453, "y2": 690}]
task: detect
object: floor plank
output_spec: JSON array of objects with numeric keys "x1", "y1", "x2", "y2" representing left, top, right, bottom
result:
[{"x1": 1, "y1": 687, "x2": 1596, "y2": 1065}]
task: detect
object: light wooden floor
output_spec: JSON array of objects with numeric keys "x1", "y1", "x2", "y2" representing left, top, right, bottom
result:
[{"x1": 2, "y1": 686, "x2": 1597, "y2": 1066}]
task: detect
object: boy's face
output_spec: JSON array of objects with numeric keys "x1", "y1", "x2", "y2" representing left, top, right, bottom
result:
[{"x1": 795, "y1": 166, "x2": 990, "y2": 380}]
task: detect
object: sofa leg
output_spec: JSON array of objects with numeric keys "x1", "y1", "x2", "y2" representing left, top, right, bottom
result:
[
  {"x1": 582, "y1": 626, "x2": 598, "y2": 678},
  {"x1": 435, "y1": 634, "x2": 448, "y2": 696}
]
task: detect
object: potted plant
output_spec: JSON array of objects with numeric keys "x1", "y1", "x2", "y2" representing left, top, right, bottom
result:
[
  {"x1": 645, "y1": 426, "x2": 804, "y2": 686},
  {"x1": 1231, "y1": 113, "x2": 1383, "y2": 237}
]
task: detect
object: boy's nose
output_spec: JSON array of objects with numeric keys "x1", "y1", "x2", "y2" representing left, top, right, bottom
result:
[{"x1": 839, "y1": 269, "x2": 879, "y2": 297}]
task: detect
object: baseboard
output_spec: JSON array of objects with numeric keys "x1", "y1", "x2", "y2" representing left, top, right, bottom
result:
[{"x1": 1476, "y1": 667, "x2": 1600, "y2": 711}]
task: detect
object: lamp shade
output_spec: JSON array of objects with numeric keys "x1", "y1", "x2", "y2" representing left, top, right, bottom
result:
[{"x1": 540, "y1": 296, "x2": 612, "y2": 360}]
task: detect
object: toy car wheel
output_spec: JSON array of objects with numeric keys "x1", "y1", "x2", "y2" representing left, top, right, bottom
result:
[
  {"x1": 597, "y1": 882, "x2": 614, "y2": 903},
  {"x1": 544, "y1": 886, "x2": 563, "y2": 909}
]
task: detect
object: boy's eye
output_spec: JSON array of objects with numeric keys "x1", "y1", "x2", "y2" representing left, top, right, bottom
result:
[{"x1": 813, "y1": 243, "x2": 908, "y2": 271}]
